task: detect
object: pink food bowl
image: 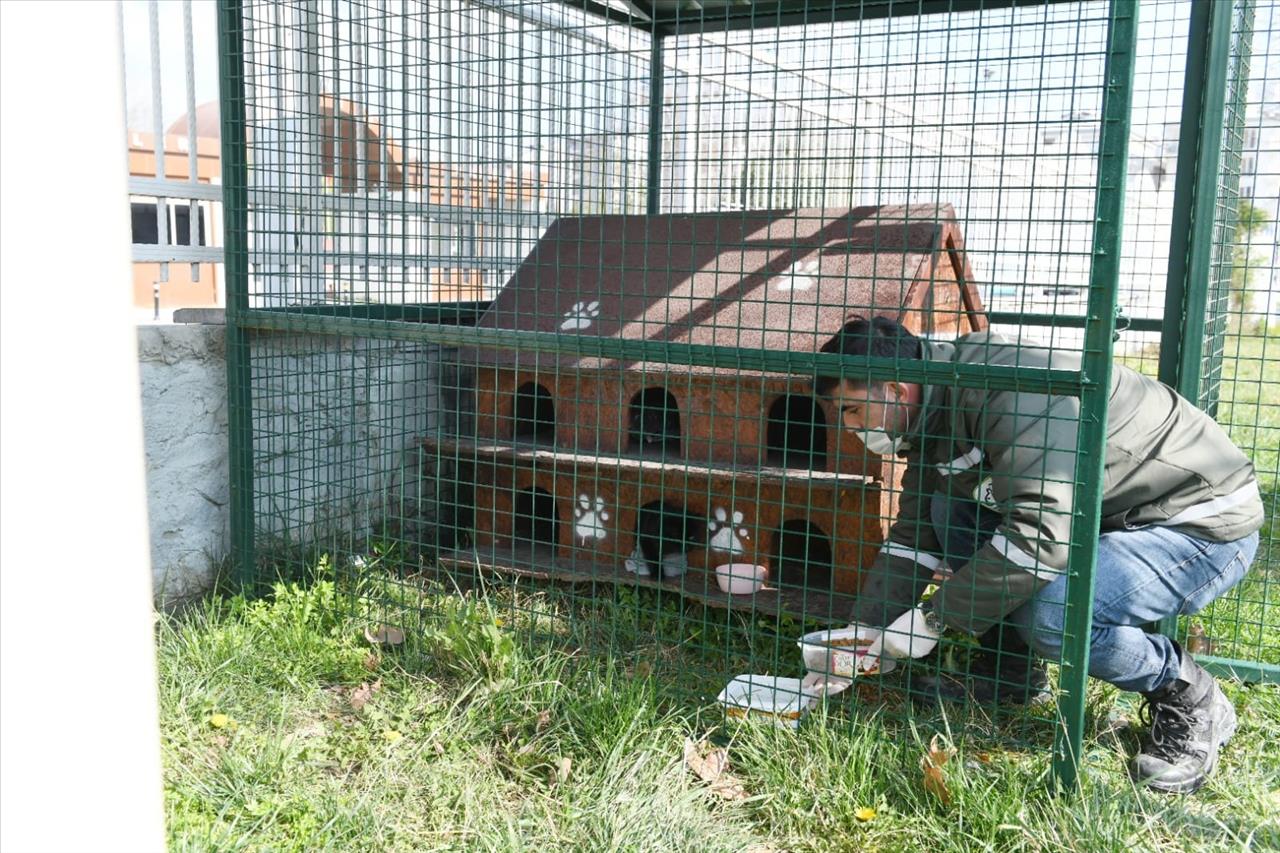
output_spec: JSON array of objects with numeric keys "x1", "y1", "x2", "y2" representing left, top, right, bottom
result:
[{"x1": 715, "y1": 563, "x2": 766, "y2": 594}]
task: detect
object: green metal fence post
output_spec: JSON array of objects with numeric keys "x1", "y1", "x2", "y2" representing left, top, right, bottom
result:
[
  {"x1": 647, "y1": 33, "x2": 665, "y2": 216},
  {"x1": 1200, "y1": 0, "x2": 1254, "y2": 420},
  {"x1": 217, "y1": 0, "x2": 255, "y2": 588},
  {"x1": 1158, "y1": 0, "x2": 1235, "y2": 406},
  {"x1": 1152, "y1": 0, "x2": 1237, "y2": 638},
  {"x1": 1051, "y1": 0, "x2": 1138, "y2": 793}
]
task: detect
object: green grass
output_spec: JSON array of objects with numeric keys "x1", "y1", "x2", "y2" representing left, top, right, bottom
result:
[
  {"x1": 160, "y1": 576, "x2": 1280, "y2": 852},
  {"x1": 159, "y1": 331, "x2": 1280, "y2": 849}
]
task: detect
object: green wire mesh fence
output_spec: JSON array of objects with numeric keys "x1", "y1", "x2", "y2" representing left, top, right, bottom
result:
[{"x1": 218, "y1": 0, "x2": 1278, "y2": 789}]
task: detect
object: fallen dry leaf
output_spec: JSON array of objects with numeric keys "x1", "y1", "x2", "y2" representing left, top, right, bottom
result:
[
  {"x1": 556, "y1": 756, "x2": 572, "y2": 784},
  {"x1": 683, "y1": 737, "x2": 727, "y2": 782},
  {"x1": 364, "y1": 625, "x2": 405, "y2": 646},
  {"x1": 433, "y1": 741, "x2": 446, "y2": 756},
  {"x1": 535, "y1": 709, "x2": 552, "y2": 732},
  {"x1": 363, "y1": 652, "x2": 381, "y2": 671},
  {"x1": 348, "y1": 679, "x2": 382, "y2": 711},
  {"x1": 921, "y1": 733, "x2": 956, "y2": 806},
  {"x1": 854, "y1": 806, "x2": 877, "y2": 822},
  {"x1": 682, "y1": 738, "x2": 749, "y2": 801}
]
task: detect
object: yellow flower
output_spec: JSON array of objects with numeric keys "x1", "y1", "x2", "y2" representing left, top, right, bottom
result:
[
  {"x1": 208, "y1": 713, "x2": 231, "y2": 729},
  {"x1": 383, "y1": 730, "x2": 403, "y2": 744},
  {"x1": 855, "y1": 807, "x2": 876, "y2": 822}
]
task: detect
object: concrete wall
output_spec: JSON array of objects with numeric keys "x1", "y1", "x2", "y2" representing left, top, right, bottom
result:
[
  {"x1": 137, "y1": 322, "x2": 230, "y2": 604},
  {"x1": 137, "y1": 315, "x2": 446, "y2": 606},
  {"x1": 249, "y1": 332, "x2": 442, "y2": 552}
]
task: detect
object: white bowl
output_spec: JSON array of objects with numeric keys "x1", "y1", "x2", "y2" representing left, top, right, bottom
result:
[
  {"x1": 716, "y1": 674, "x2": 818, "y2": 729},
  {"x1": 797, "y1": 626, "x2": 896, "y2": 677},
  {"x1": 715, "y1": 562, "x2": 765, "y2": 594}
]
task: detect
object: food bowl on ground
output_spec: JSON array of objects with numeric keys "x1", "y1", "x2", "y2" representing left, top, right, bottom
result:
[
  {"x1": 715, "y1": 562, "x2": 766, "y2": 594},
  {"x1": 716, "y1": 674, "x2": 819, "y2": 729},
  {"x1": 797, "y1": 625, "x2": 896, "y2": 677}
]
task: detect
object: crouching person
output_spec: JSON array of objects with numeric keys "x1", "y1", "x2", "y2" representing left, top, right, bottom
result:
[{"x1": 815, "y1": 317, "x2": 1262, "y2": 793}]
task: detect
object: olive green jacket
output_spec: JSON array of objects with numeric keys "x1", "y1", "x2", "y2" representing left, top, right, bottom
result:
[{"x1": 862, "y1": 331, "x2": 1263, "y2": 636}]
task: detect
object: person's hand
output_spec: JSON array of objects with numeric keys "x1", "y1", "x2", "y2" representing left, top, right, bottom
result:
[{"x1": 859, "y1": 607, "x2": 942, "y2": 673}]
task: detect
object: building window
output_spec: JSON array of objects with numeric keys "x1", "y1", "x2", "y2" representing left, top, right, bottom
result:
[
  {"x1": 173, "y1": 204, "x2": 206, "y2": 246},
  {"x1": 130, "y1": 202, "x2": 206, "y2": 245}
]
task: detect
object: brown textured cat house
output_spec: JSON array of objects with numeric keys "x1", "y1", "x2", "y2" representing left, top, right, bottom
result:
[{"x1": 431, "y1": 204, "x2": 986, "y2": 620}]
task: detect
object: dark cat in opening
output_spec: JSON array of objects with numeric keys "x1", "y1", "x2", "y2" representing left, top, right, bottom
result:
[
  {"x1": 627, "y1": 502, "x2": 706, "y2": 579},
  {"x1": 628, "y1": 396, "x2": 680, "y2": 454}
]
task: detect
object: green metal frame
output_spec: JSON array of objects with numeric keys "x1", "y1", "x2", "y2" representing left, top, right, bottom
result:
[
  {"x1": 1200, "y1": 0, "x2": 1255, "y2": 419},
  {"x1": 1049, "y1": 0, "x2": 1137, "y2": 792},
  {"x1": 256, "y1": 302, "x2": 491, "y2": 325},
  {"x1": 217, "y1": 0, "x2": 1259, "y2": 796},
  {"x1": 237, "y1": 309, "x2": 1088, "y2": 396},
  {"x1": 558, "y1": 0, "x2": 1083, "y2": 37},
  {"x1": 647, "y1": 35, "x2": 665, "y2": 216},
  {"x1": 217, "y1": 0, "x2": 254, "y2": 588},
  {"x1": 1159, "y1": 0, "x2": 1237, "y2": 415}
]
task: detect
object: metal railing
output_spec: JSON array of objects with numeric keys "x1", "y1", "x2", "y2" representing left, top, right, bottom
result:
[{"x1": 120, "y1": 0, "x2": 225, "y2": 310}]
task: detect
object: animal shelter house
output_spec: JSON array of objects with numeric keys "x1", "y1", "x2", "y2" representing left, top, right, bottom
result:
[{"x1": 127, "y1": 0, "x2": 1280, "y2": 792}]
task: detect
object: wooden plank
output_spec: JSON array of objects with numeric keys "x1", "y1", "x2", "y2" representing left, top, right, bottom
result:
[
  {"x1": 421, "y1": 434, "x2": 871, "y2": 487},
  {"x1": 438, "y1": 543, "x2": 855, "y2": 624}
]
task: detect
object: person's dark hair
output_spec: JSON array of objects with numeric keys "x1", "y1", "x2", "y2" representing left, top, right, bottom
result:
[{"x1": 814, "y1": 316, "x2": 923, "y2": 397}]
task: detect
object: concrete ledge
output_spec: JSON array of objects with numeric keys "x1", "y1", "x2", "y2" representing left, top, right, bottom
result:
[{"x1": 173, "y1": 307, "x2": 226, "y2": 325}]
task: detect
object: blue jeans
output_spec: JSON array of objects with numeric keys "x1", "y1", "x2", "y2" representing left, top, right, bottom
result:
[{"x1": 931, "y1": 493, "x2": 1259, "y2": 693}]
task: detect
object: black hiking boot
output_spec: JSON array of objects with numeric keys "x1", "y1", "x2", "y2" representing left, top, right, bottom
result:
[
  {"x1": 1132, "y1": 644, "x2": 1237, "y2": 794},
  {"x1": 910, "y1": 623, "x2": 1052, "y2": 708}
]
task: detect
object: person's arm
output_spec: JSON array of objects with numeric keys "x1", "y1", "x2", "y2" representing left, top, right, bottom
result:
[
  {"x1": 929, "y1": 388, "x2": 1078, "y2": 635},
  {"x1": 850, "y1": 450, "x2": 947, "y2": 627}
]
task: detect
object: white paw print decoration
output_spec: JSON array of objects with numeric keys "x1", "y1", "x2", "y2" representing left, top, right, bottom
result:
[
  {"x1": 560, "y1": 300, "x2": 601, "y2": 331},
  {"x1": 573, "y1": 494, "x2": 609, "y2": 544},
  {"x1": 707, "y1": 507, "x2": 750, "y2": 555},
  {"x1": 772, "y1": 258, "x2": 820, "y2": 292}
]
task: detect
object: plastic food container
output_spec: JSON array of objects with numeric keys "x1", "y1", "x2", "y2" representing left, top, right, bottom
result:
[
  {"x1": 797, "y1": 626, "x2": 896, "y2": 677},
  {"x1": 715, "y1": 563, "x2": 766, "y2": 594},
  {"x1": 716, "y1": 674, "x2": 818, "y2": 729}
]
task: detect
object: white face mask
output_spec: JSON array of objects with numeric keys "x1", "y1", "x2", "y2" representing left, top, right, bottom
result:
[
  {"x1": 853, "y1": 384, "x2": 907, "y2": 456},
  {"x1": 857, "y1": 428, "x2": 903, "y2": 456}
]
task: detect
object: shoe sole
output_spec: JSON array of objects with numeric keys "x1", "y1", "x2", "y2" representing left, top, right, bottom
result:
[{"x1": 1142, "y1": 697, "x2": 1237, "y2": 795}]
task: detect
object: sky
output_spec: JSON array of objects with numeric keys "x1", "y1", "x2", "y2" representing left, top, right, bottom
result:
[{"x1": 120, "y1": 0, "x2": 219, "y2": 134}]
